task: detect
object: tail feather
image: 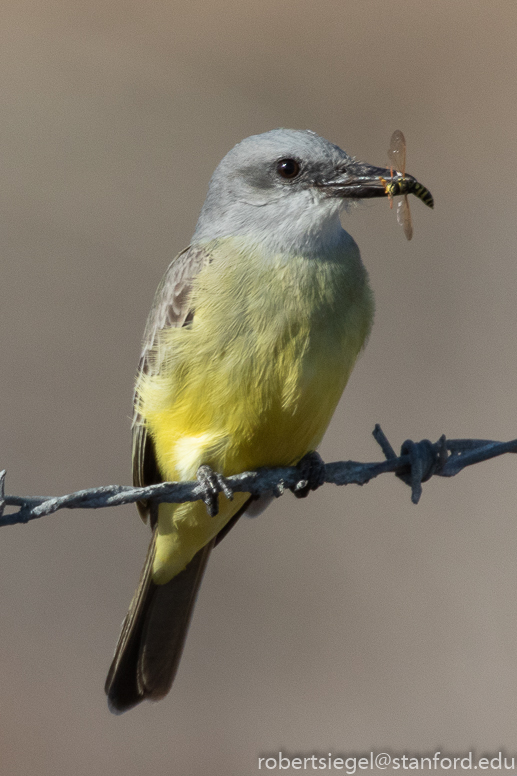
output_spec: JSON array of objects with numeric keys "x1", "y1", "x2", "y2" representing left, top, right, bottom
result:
[{"x1": 105, "y1": 531, "x2": 213, "y2": 714}]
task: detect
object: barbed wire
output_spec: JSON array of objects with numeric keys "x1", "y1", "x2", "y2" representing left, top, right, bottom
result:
[{"x1": 1, "y1": 425, "x2": 516, "y2": 528}]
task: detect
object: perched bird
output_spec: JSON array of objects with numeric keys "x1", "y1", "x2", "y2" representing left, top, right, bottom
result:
[{"x1": 105, "y1": 128, "x2": 432, "y2": 713}]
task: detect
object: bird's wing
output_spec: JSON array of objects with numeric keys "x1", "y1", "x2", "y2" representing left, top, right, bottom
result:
[{"x1": 132, "y1": 245, "x2": 210, "y2": 524}]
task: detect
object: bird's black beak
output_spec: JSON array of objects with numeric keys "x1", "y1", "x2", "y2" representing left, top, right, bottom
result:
[{"x1": 316, "y1": 159, "x2": 434, "y2": 208}]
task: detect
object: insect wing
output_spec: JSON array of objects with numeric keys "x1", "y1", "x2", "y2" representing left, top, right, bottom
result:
[
  {"x1": 388, "y1": 129, "x2": 407, "y2": 175},
  {"x1": 397, "y1": 195, "x2": 413, "y2": 241}
]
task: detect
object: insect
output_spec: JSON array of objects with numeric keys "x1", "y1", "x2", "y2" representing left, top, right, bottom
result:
[{"x1": 381, "y1": 130, "x2": 434, "y2": 241}]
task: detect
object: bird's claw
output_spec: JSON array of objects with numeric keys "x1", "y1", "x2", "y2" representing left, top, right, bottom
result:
[
  {"x1": 196, "y1": 464, "x2": 233, "y2": 517},
  {"x1": 291, "y1": 451, "x2": 326, "y2": 499}
]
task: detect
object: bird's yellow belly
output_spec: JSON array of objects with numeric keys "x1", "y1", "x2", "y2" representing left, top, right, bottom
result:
[
  {"x1": 138, "y1": 241, "x2": 373, "y2": 583},
  {"x1": 153, "y1": 331, "x2": 349, "y2": 477}
]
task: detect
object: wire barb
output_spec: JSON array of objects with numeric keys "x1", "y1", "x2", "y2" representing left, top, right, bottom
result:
[{"x1": 0, "y1": 470, "x2": 6, "y2": 519}]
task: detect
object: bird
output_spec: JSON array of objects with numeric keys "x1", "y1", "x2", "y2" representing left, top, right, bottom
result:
[{"x1": 105, "y1": 128, "x2": 432, "y2": 713}]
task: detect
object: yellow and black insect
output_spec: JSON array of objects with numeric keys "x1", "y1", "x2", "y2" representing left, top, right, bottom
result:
[{"x1": 381, "y1": 130, "x2": 434, "y2": 240}]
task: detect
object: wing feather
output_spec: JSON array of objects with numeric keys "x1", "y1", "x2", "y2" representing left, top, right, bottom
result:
[{"x1": 132, "y1": 245, "x2": 211, "y2": 523}]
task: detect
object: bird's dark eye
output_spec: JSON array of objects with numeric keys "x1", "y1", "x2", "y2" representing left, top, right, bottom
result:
[{"x1": 276, "y1": 158, "x2": 300, "y2": 179}]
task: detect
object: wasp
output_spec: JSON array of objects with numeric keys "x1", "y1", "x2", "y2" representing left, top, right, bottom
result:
[{"x1": 381, "y1": 130, "x2": 433, "y2": 240}]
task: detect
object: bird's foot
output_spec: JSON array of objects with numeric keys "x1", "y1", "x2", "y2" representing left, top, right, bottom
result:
[
  {"x1": 291, "y1": 451, "x2": 326, "y2": 499},
  {"x1": 196, "y1": 465, "x2": 233, "y2": 517}
]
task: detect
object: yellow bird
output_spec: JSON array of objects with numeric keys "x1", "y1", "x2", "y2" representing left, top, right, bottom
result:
[{"x1": 105, "y1": 128, "x2": 431, "y2": 713}]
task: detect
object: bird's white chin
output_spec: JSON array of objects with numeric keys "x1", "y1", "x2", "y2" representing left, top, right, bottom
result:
[{"x1": 252, "y1": 199, "x2": 352, "y2": 259}]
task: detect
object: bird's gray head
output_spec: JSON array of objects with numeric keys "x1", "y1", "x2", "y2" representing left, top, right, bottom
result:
[{"x1": 192, "y1": 129, "x2": 395, "y2": 257}]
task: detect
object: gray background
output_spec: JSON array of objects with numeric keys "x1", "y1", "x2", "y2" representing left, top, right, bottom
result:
[{"x1": 0, "y1": 1, "x2": 516, "y2": 773}]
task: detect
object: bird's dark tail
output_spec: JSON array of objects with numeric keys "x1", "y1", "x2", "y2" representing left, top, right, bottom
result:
[{"x1": 105, "y1": 530, "x2": 213, "y2": 714}]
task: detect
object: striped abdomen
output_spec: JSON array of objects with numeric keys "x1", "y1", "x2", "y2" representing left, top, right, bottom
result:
[{"x1": 389, "y1": 176, "x2": 434, "y2": 208}]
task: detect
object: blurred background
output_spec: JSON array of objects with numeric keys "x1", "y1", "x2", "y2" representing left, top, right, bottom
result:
[{"x1": 0, "y1": 1, "x2": 516, "y2": 773}]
